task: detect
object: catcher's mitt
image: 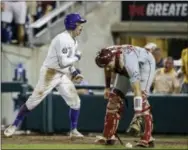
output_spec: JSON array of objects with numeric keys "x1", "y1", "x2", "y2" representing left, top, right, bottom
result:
[{"x1": 127, "y1": 116, "x2": 145, "y2": 137}]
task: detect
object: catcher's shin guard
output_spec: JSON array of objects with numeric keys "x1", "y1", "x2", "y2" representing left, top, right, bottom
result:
[
  {"x1": 140, "y1": 112, "x2": 153, "y2": 143},
  {"x1": 132, "y1": 111, "x2": 153, "y2": 147},
  {"x1": 127, "y1": 93, "x2": 152, "y2": 138},
  {"x1": 140, "y1": 95, "x2": 153, "y2": 144},
  {"x1": 103, "y1": 89, "x2": 124, "y2": 140},
  {"x1": 135, "y1": 116, "x2": 153, "y2": 148},
  {"x1": 103, "y1": 112, "x2": 120, "y2": 139},
  {"x1": 136, "y1": 103, "x2": 153, "y2": 146}
]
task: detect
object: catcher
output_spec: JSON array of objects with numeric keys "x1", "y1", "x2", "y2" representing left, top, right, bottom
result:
[{"x1": 95, "y1": 43, "x2": 157, "y2": 147}]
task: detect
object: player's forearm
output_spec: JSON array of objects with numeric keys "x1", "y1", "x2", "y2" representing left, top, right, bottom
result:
[
  {"x1": 61, "y1": 57, "x2": 78, "y2": 68},
  {"x1": 129, "y1": 69, "x2": 142, "y2": 97},
  {"x1": 131, "y1": 80, "x2": 143, "y2": 112},
  {"x1": 104, "y1": 67, "x2": 111, "y2": 88},
  {"x1": 131, "y1": 81, "x2": 142, "y2": 97}
]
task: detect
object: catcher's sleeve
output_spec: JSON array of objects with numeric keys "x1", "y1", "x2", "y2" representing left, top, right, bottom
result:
[
  {"x1": 123, "y1": 49, "x2": 142, "y2": 98},
  {"x1": 123, "y1": 50, "x2": 141, "y2": 83}
]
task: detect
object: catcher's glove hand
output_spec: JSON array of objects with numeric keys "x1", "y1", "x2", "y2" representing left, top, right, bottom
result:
[{"x1": 127, "y1": 116, "x2": 144, "y2": 137}]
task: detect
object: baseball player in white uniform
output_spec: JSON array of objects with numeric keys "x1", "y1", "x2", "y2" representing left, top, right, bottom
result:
[
  {"x1": 95, "y1": 43, "x2": 158, "y2": 147},
  {"x1": 4, "y1": 13, "x2": 87, "y2": 138},
  {"x1": 2, "y1": 1, "x2": 27, "y2": 45}
]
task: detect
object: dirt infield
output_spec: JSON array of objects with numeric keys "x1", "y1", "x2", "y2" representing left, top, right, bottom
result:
[{"x1": 2, "y1": 134, "x2": 188, "y2": 146}]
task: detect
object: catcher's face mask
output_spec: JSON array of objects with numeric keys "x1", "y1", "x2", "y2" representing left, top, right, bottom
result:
[{"x1": 95, "y1": 49, "x2": 114, "y2": 68}]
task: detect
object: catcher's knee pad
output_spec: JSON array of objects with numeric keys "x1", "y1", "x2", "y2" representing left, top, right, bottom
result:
[
  {"x1": 141, "y1": 98, "x2": 153, "y2": 141},
  {"x1": 103, "y1": 89, "x2": 124, "y2": 139}
]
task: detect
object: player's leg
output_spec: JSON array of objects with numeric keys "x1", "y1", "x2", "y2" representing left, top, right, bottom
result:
[
  {"x1": 12, "y1": 2, "x2": 27, "y2": 45},
  {"x1": 96, "y1": 75, "x2": 130, "y2": 145},
  {"x1": 4, "y1": 68, "x2": 61, "y2": 137},
  {"x1": 3, "y1": 2, "x2": 13, "y2": 22},
  {"x1": 56, "y1": 75, "x2": 83, "y2": 138},
  {"x1": 135, "y1": 54, "x2": 156, "y2": 147}
]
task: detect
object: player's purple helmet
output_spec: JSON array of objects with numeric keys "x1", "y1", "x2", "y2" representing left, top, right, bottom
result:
[{"x1": 64, "y1": 13, "x2": 87, "y2": 30}]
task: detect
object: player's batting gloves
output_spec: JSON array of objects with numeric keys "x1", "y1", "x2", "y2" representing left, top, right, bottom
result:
[
  {"x1": 133, "y1": 96, "x2": 143, "y2": 113},
  {"x1": 71, "y1": 70, "x2": 79, "y2": 78},
  {"x1": 71, "y1": 71, "x2": 84, "y2": 84}
]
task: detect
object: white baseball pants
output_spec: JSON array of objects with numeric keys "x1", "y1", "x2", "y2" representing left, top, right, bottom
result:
[{"x1": 26, "y1": 66, "x2": 80, "y2": 110}]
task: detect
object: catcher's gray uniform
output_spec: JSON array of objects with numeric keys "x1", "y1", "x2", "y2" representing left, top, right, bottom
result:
[
  {"x1": 114, "y1": 45, "x2": 156, "y2": 96},
  {"x1": 95, "y1": 44, "x2": 156, "y2": 145},
  {"x1": 113, "y1": 45, "x2": 156, "y2": 142}
]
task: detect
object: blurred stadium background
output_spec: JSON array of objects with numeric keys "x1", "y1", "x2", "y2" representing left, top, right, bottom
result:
[{"x1": 1, "y1": 0, "x2": 188, "y2": 149}]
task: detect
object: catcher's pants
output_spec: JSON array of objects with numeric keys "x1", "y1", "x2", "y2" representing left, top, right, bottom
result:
[
  {"x1": 114, "y1": 50, "x2": 155, "y2": 95},
  {"x1": 26, "y1": 66, "x2": 80, "y2": 110}
]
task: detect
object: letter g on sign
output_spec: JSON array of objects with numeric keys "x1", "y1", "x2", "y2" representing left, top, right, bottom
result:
[{"x1": 146, "y1": 3, "x2": 155, "y2": 16}]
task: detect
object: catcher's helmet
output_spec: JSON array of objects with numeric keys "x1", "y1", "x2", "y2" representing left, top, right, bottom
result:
[
  {"x1": 95, "y1": 49, "x2": 114, "y2": 68},
  {"x1": 64, "y1": 13, "x2": 86, "y2": 30}
]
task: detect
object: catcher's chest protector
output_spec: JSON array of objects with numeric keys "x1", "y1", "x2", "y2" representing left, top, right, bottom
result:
[
  {"x1": 114, "y1": 53, "x2": 129, "y2": 77},
  {"x1": 114, "y1": 67, "x2": 129, "y2": 77}
]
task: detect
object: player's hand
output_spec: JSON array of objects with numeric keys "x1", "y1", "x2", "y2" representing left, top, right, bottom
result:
[
  {"x1": 104, "y1": 88, "x2": 110, "y2": 99},
  {"x1": 72, "y1": 74, "x2": 84, "y2": 84}
]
